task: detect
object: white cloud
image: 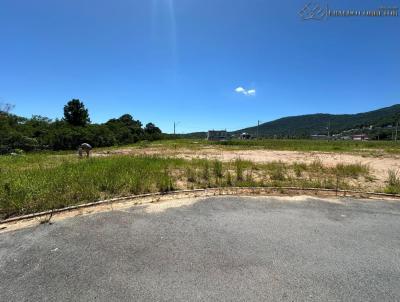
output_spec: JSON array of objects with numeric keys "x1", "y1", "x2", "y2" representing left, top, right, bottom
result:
[
  {"x1": 235, "y1": 86, "x2": 246, "y2": 94},
  {"x1": 247, "y1": 89, "x2": 256, "y2": 96},
  {"x1": 234, "y1": 86, "x2": 256, "y2": 96}
]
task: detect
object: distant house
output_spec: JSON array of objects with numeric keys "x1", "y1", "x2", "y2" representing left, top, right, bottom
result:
[
  {"x1": 207, "y1": 130, "x2": 229, "y2": 141},
  {"x1": 310, "y1": 134, "x2": 329, "y2": 140},
  {"x1": 240, "y1": 132, "x2": 251, "y2": 140},
  {"x1": 352, "y1": 134, "x2": 369, "y2": 141}
]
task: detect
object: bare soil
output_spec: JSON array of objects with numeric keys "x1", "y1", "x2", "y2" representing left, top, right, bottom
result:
[{"x1": 93, "y1": 147, "x2": 400, "y2": 189}]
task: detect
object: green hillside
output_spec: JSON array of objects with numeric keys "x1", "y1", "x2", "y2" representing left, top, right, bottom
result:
[{"x1": 234, "y1": 104, "x2": 400, "y2": 138}]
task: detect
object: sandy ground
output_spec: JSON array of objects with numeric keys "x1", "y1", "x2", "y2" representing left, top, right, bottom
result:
[{"x1": 93, "y1": 147, "x2": 400, "y2": 187}]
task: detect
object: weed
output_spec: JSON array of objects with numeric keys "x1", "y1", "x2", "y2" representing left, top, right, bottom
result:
[
  {"x1": 245, "y1": 169, "x2": 253, "y2": 182},
  {"x1": 0, "y1": 155, "x2": 181, "y2": 217},
  {"x1": 38, "y1": 209, "x2": 55, "y2": 225},
  {"x1": 213, "y1": 160, "x2": 223, "y2": 178},
  {"x1": 0, "y1": 146, "x2": 389, "y2": 218},
  {"x1": 226, "y1": 171, "x2": 232, "y2": 186},
  {"x1": 235, "y1": 159, "x2": 244, "y2": 181},
  {"x1": 185, "y1": 167, "x2": 197, "y2": 183},
  {"x1": 334, "y1": 163, "x2": 370, "y2": 178},
  {"x1": 267, "y1": 162, "x2": 286, "y2": 181},
  {"x1": 385, "y1": 170, "x2": 400, "y2": 194},
  {"x1": 202, "y1": 161, "x2": 210, "y2": 180},
  {"x1": 309, "y1": 159, "x2": 324, "y2": 172},
  {"x1": 292, "y1": 162, "x2": 307, "y2": 177}
]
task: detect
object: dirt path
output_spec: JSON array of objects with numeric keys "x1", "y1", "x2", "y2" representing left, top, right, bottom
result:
[{"x1": 93, "y1": 147, "x2": 400, "y2": 187}]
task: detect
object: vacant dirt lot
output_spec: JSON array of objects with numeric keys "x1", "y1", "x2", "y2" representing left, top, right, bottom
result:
[{"x1": 93, "y1": 147, "x2": 400, "y2": 189}]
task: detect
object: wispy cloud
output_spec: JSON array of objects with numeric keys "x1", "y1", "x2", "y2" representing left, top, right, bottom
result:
[{"x1": 234, "y1": 86, "x2": 256, "y2": 96}]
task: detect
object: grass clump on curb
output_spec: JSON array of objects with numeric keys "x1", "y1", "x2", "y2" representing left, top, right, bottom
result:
[{"x1": 385, "y1": 170, "x2": 400, "y2": 194}]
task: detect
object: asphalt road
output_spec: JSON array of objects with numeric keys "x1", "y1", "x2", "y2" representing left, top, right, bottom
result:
[{"x1": 1, "y1": 196, "x2": 400, "y2": 301}]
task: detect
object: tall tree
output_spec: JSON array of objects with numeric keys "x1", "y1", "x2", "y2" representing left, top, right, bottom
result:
[
  {"x1": 118, "y1": 114, "x2": 142, "y2": 128},
  {"x1": 144, "y1": 123, "x2": 161, "y2": 135},
  {"x1": 0, "y1": 103, "x2": 14, "y2": 114},
  {"x1": 63, "y1": 99, "x2": 90, "y2": 126}
]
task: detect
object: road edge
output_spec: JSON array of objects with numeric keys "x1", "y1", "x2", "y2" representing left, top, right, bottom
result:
[{"x1": 1, "y1": 187, "x2": 400, "y2": 226}]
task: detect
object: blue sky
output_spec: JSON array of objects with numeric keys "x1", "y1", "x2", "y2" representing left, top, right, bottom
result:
[{"x1": 0, "y1": 0, "x2": 399, "y2": 133}]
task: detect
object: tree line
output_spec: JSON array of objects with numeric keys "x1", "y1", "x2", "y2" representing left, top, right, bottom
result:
[{"x1": 0, "y1": 99, "x2": 163, "y2": 154}]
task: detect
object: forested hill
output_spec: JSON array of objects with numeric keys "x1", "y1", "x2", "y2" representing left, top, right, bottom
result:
[{"x1": 234, "y1": 104, "x2": 400, "y2": 138}]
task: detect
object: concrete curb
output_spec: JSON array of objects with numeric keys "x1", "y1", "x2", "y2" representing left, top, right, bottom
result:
[{"x1": 1, "y1": 187, "x2": 400, "y2": 225}]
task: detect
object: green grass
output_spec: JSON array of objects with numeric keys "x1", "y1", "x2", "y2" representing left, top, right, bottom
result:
[
  {"x1": 0, "y1": 155, "x2": 183, "y2": 218},
  {"x1": 234, "y1": 159, "x2": 245, "y2": 181},
  {"x1": 385, "y1": 170, "x2": 400, "y2": 194},
  {"x1": 0, "y1": 150, "x2": 388, "y2": 220},
  {"x1": 212, "y1": 160, "x2": 223, "y2": 178},
  {"x1": 334, "y1": 163, "x2": 370, "y2": 178}
]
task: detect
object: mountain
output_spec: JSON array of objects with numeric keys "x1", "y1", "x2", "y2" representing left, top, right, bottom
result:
[{"x1": 233, "y1": 104, "x2": 400, "y2": 138}]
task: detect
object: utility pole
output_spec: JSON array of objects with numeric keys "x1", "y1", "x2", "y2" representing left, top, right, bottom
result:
[
  {"x1": 173, "y1": 121, "x2": 180, "y2": 135},
  {"x1": 327, "y1": 120, "x2": 331, "y2": 138},
  {"x1": 395, "y1": 120, "x2": 399, "y2": 142},
  {"x1": 257, "y1": 120, "x2": 260, "y2": 139}
]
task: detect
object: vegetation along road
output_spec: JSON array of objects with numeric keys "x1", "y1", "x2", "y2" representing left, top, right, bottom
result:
[{"x1": 1, "y1": 139, "x2": 400, "y2": 219}]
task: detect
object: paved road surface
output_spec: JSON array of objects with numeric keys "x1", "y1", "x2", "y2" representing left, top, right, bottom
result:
[{"x1": 1, "y1": 196, "x2": 400, "y2": 301}]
